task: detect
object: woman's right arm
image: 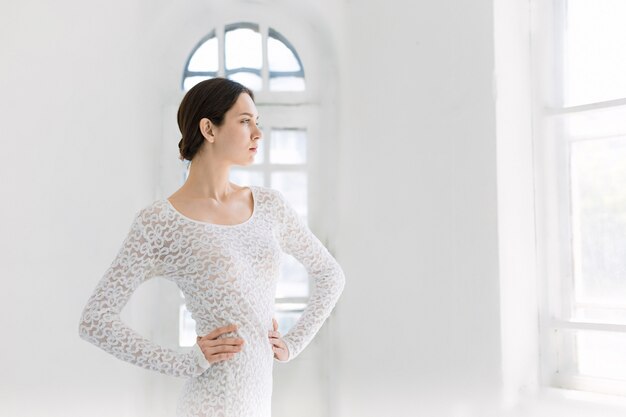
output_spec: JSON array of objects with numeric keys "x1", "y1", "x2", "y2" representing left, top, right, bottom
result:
[{"x1": 78, "y1": 208, "x2": 211, "y2": 378}]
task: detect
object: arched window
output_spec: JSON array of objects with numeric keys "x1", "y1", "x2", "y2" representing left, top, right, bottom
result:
[
  {"x1": 177, "y1": 22, "x2": 313, "y2": 347},
  {"x1": 181, "y1": 22, "x2": 305, "y2": 92}
]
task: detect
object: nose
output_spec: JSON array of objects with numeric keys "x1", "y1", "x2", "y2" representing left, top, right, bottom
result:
[{"x1": 253, "y1": 125, "x2": 263, "y2": 140}]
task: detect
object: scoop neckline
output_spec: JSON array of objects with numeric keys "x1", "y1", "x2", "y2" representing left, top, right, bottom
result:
[{"x1": 164, "y1": 185, "x2": 257, "y2": 227}]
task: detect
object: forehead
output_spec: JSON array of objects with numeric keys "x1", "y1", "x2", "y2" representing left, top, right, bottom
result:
[{"x1": 229, "y1": 93, "x2": 258, "y2": 117}]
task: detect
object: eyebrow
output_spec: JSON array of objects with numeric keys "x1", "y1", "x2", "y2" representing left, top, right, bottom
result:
[{"x1": 238, "y1": 112, "x2": 259, "y2": 118}]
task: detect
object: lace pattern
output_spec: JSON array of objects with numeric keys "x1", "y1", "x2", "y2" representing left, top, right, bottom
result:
[{"x1": 78, "y1": 185, "x2": 345, "y2": 416}]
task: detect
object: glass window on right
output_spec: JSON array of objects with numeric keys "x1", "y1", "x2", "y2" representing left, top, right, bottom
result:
[{"x1": 534, "y1": 0, "x2": 626, "y2": 396}]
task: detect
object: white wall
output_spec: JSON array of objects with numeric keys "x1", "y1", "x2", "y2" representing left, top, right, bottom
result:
[
  {"x1": 333, "y1": 1, "x2": 501, "y2": 416},
  {"x1": 0, "y1": 1, "x2": 163, "y2": 416}
]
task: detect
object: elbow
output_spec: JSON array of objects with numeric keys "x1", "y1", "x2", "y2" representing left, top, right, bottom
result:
[
  {"x1": 332, "y1": 264, "x2": 346, "y2": 298},
  {"x1": 78, "y1": 309, "x2": 91, "y2": 341},
  {"x1": 339, "y1": 269, "x2": 346, "y2": 294},
  {"x1": 78, "y1": 305, "x2": 103, "y2": 343}
]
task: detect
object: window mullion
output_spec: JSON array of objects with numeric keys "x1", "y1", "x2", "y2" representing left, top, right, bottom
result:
[
  {"x1": 260, "y1": 23, "x2": 269, "y2": 91},
  {"x1": 218, "y1": 25, "x2": 225, "y2": 78},
  {"x1": 547, "y1": 97, "x2": 626, "y2": 115},
  {"x1": 553, "y1": 319, "x2": 626, "y2": 334}
]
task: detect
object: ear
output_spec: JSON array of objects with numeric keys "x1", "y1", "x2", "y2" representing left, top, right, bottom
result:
[{"x1": 199, "y1": 118, "x2": 216, "y2": 142}]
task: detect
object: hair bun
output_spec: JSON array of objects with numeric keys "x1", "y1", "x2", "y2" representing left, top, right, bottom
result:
[{"x1": 178, "y1": 137, "x2": 185, "y2": 160}]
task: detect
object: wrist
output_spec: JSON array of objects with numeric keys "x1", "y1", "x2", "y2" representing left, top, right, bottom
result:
[{"x1": 192, "y1": 342, "x2": 211, "y2": 372}]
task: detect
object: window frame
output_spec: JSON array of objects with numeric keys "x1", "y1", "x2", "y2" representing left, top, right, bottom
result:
[
  {"x1": 533, "y1": 0, "x2": 626, "y2": 396},
  {"x1": 181, "y1": 22, "x2": 306, "y2": 94}
]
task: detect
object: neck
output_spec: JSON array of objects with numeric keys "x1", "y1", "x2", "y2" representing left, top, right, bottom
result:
[{"x1": 183, "y1": 156, "x2": 236, "y2": 202}]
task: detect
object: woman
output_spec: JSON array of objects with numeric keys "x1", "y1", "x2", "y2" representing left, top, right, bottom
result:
[{"x1": 78, "y1": 77, "x2": 346, "y2": 417}]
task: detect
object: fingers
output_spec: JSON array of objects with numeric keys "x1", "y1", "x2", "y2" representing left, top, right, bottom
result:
[
  {"x1": 268, "y1": 329, "x2": 285, "y2": 346},
  {"x1": 271, "y1": 344, "x2": 286, "y2": 353},
  {"x1": 269, "y1": 338, "x2": 289, "y2": 361},
  {"x1": 268, "y1": 330, "x2": 281, "y2": 339},
  {"x1": 268, "y1": 336, "x2": 285, "y2": 348},
  {"x1": 199, "y1": 324, "x2": 239, "y2": 341},
  {"x1": 196, "y1": 322, "x2": 287, "y2": 365},
  {"x1": 198, "y1": 325, "x2": 246, "y2": 345},
  {"x1": 202, "y1": 345, "x2": 243, "y2": 363},
  {"x1": 199, "y1": 337, "x2": 244, "y2": 348},
  {"x1": 196, "y1": 324, "x2": 246, "y2": 364}
]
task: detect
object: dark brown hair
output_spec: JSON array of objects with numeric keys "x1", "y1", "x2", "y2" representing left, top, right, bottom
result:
[{"x1": 177, "y1": 77, "x2": 255, "y2": 161}]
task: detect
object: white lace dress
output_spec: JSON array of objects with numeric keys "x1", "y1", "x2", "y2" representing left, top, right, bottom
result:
[{"x1": 78, "y1": 185, "x2": 345, "y2": 417}]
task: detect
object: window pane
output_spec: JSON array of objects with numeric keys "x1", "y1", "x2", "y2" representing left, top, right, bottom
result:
[
  {"x1": 277, "y1": 255, "x2": 308, "y2": 298},
  {"x1": 573, "y1": 306, "x2": 626, "y2": 325},
  {"x1": 273, "y1": 306, "x2": 305, "y2": 334},
  {"x1": 183, "y1": 76, "x2": 213, "y2": 91},
  {"x1": 270, "y1": 128, "x2": 307, "y2": 164},
  {"x1": 227, "y1": 72, "x2": 262, "y2": 91},
  {"x1": 268, "y1": 36, "x2": 301, "y2": 72},
  {"x1": 565, "y1": 105, "x2": 626, "y2": 139},
  {"x1": 269, "y1": 76, "x2": 306, "y2": 92},
  {"x1": 565, "y1": 0, "x2": 626, "y2": 106},
  {"x1": 576, "y1": 330, "x2": 626, "y2": 380},
  {"x1": 225, "y1": 27, "x2": 262, "y2": 70},
  {"x1": 570, "y1": 136, "x2": 626, "y2": 305},
  {"x1": 188, "y1": 37, "x2": 218, "y2": 72},
  {"x1": 179, "y1": 304, "x2": 197, "y2": 347},
  {"x1": 271, "y1": 171, "x2": 308, "y2": 217}
]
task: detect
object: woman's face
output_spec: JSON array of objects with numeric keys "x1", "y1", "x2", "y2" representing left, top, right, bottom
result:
[{"x1": 208, "y1": 92, "x2": 262, "y2": 166}]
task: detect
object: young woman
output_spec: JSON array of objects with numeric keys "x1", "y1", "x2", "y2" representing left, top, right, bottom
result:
[{"x1": 78, "y1": 77, "x2": 346, "y2": 417}]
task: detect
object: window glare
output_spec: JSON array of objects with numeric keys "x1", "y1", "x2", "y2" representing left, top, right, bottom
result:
[
  {"x1": 570, "y1": 136, "x2": 626, "y2": 305},
  {"x1": 188, "y1": 37, "x2": 218, "y2": 72},
  {"x1": 269, "y1": 76, "x2": 306, "y2": 92},
  {"x1": 225, "y1": 28, "x2": 262, "y2": 70},
  {"x1": 179, "y1": 305, "x2": 197, "y2": 347},
  {"x1": 276, "y1": 256, "x2": 308, "y2": 298},
  {"x1": 183, "y1": 24, "x2": 306, "y2": 92},
  {"x1": 227, "y1": 72, "x2": 262, "y2": 91},
  {"x1": 576, "y1": 330, "x2": 626, "y2": 380},
  {"x1": 565, "y1": 0, "x2": 626, "y2": 105},
  {"x1": 271, "y1": 172, "x2": 307, "y2": 217},
  {"x1": 270, "y1": 129, "x2": 307, "y2": 164},
  {"x1": 268, "y1": 36, "x2": 301, "y2": 72},
  {"x1": 565, "y1": 105, "x2": 626, "y2": 139}
]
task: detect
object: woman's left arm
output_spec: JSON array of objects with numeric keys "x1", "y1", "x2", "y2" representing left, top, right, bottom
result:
[{"x1": 271, "y1": 189, "x2": 346, "y2": 362}]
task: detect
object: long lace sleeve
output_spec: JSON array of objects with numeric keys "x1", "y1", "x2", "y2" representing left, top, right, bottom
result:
[
  {"x1": 78, "y1": 207, "x2": 211, "y2": 378},
  {"x1": 271, "y1": 190, "x2": 346, "y2": 362}
]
